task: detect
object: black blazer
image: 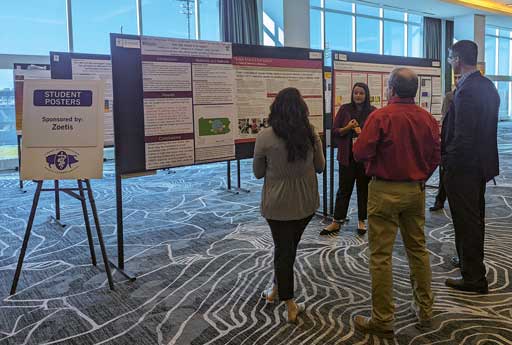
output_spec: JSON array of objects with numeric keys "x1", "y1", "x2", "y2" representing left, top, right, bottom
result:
[{"x1": 441, "y1": 72, "x2": 500, "y2": 182}]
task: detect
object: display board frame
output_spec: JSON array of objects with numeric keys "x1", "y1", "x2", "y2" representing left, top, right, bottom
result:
[
  {"x1": 49, "y1": 51, "x2": 115, "y2": 147},
  {"x1": 331, "y1": 51, "x2": 442, "y2": 121},
  {"x1": 328, "y1": 50, "x2": 442, "y2": 216},
  {"x1": 110, "y1": 33, "x2": 325, "y2": 175}
]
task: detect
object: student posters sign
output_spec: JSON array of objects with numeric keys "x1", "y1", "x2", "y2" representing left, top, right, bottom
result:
[{"x1": 21, "y1": 80, "x2": 104, "y2": 180}]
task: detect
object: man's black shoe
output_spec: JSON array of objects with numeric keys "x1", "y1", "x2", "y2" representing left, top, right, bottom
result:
[
  {"x1": 445, "y1": 278, "x2": 488, "y2": 294},
  {"x1": 429, "y1": 203, "x2": 444, "y2": 212},
  {"x1": 451, "y1": 256, "x2": 460, "y2": 268}
]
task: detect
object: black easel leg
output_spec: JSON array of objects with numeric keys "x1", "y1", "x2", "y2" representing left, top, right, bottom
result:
[
  {"x1": 55, "y1": 180, "x2": 61, "y2": 221},
  {"x1": 10, "y1": 180, "x2": 43, "y2": 295},
  {"x1": 85, "y1": 179, "x2": 114, "y2": 291},
  {"x1": 78, "y1": 180, "x2": 97, "y2": 266}
]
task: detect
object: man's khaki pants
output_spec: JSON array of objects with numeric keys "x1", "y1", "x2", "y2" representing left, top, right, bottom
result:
[{"x1": 367, "y1": 179, "x2": 434, "y2": 329}]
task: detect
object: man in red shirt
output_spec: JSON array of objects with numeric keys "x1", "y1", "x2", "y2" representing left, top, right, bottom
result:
[{"x1": 352, "y1": 68, "x2": 440, "y2": 339}]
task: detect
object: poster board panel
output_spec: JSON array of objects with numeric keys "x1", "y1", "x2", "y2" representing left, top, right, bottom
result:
[
  {"x1": 14, "y1": 64, "x2": 51, "y2": 134},
  {"x1": 331, "y1": 51, "x2": 442, "y2": 122},
  {"x1": 50, "y1": 52, "x2": 114, "y2": 147},
  {"x1": 110, "y1": 34, "x2": 325, "y2": 173},
  {"x1": 21, "y1": 80, "x2": 104, "y2": 180}
]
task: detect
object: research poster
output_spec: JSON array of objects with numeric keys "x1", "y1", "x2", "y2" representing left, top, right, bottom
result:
[
  {"x1": 13, "y1": 64, "x2": 51, "y2": 134},
  {"x1": 140, "y1": 37, "x2": 236, "y2": 169},
  {"x1": 233, "y1": 53, "x2": 324, "y2": 141},
  {"x1": 21, "y1": 80, "x2": 104, "y2": 180},
  {"x1": 71, "y1": 58, "x2": 114, "y2": 146},
  {"x1": 51, "y1": 53, "x2": 114, "y2": 146},
  {"x1": 332, "y1": 52, "x2": 442, "y2": 121}
]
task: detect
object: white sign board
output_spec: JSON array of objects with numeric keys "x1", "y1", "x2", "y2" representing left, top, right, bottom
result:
[{"x1": 21, "y1": 79, "x2": 104, "y2": 180}]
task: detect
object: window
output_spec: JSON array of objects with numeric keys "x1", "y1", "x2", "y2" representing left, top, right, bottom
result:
[
  {"x1": 325, "y1": 12, "x2": 353, "y2": 52},
  {"x1": 0, "y1": 0, "x2": 67, "y2": 55},
  {"x1": 356, "y1": 17, "x2": 380, "y2": 54},
  {"x1": 0, "y1": 70, "x2": 16, "y2": 159},
  {"x1": 498, "y1": 37, "x2": 511, "y2": 76},
  {"x1": 325, "y1": 0, "x2": 353, "y2": 12},
  {"x1": 485, "y1": 25, "x2": 512, "y2": 120},
  {"x1": 485, "y1": 35, "x2": 497, "y2": 76},
  {"x1": 142, "y1": 0, "x2": 197, "y2": 39},
  {"x1": 310, "y1": 8, "x2": 323, "y2": 50},
  {"x1": 72, "y1": 0, "x2": 138, "y2": 53},
  {"x1": 408, "y1": 23, "x2": 422, "y2": 58},
  {"x1": 199, "y1": 0, "x2": 220, "y2": 41},
  {"x1": 325, "y1": 11, "x2": 353, "y2": 65},
  {"x1": 263, "y1": 0, "x2": 284, "y2": 46},
  {"x1": 497, "y1": 82, "x2": 510, "y2": 118},
  {"x1": 356, "y1": 4, "x2": 379, "y2": 16},
  {"x1": 384, "y1": 21, "x2": 405, "y2": 56},
  {"x1": 312, "y1": 1, "x2": 423, "y2": 63},
  {"x1": 384, "y1": 9, "x2": 404, "y2": 21}
]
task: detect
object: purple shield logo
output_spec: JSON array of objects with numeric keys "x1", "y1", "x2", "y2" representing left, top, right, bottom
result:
[{"x1": 46, "y1": 150, "x2": 79, "y2": 171}]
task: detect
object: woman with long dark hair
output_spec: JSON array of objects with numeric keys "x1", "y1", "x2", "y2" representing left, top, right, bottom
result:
[
  {"x1": 253, "y1": 87, "x2": 325, "y2": 323},
  {"x1": 321, "y1": 82, "x2": 376, "y2": 235}
]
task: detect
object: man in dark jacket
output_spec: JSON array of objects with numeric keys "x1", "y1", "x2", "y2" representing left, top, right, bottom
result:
[{"x1": 443, "y1": 40, "x2": 500, "y2": 294}]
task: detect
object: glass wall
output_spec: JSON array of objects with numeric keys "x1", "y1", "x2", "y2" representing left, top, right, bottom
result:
[
  {"x1": 485, "y1": 26, "x2": 512, "y2": 120},
  {"x1": 263, "y1": 0, "x2": 284, "y2": 46},
  {"x1": 0, "y1": 70, "x2": 16, "y2": 159},
  {"x1": 0, "y1": 0, "x2": 68, "y2": 55},
  {"x1": 73, "y1": 1, "x2": 138, "y2": 53},
  {"x1": 310, "y1": 0, "x2": 423, "y2": 65},
  {"x1": 0, "y1": 0, "x2": 221, "y2": 160}
]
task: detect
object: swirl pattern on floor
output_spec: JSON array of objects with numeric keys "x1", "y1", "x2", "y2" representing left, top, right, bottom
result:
[{"x1": 0, "y1": 123, "x2": 511, "y2": 345}]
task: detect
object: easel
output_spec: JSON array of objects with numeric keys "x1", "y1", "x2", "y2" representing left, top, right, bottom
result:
[
  {"x1": 17, "y1": 134, "x2": 65, "y2": 227},
  {"x1": 10, "y1": 179, "x2": 114, "y2": 295}
]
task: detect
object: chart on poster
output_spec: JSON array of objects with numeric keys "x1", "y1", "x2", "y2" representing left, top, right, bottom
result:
[{"x1": 332, "y1": 51, "x2": 442, "y2": 121}]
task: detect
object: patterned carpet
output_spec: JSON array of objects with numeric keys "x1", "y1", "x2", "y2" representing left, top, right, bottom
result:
[{"x1": 0, "y1": 123, "x2": 511, "y2": 345}]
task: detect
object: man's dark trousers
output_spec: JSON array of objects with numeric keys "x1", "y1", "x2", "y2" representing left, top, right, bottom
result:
[{"x1": 444, "y1": 170, "x2": 487, "y2": 286}]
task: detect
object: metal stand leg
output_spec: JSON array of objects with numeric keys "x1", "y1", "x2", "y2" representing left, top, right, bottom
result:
[
  {"x1": 50, "y1": 180, "x2": 65, "y2": 228},
  {"x1": 78, "y1": 180, "x2": 97, "y2": 266},
  {"x1": 322, "y1": 135, "x2": 328, "y2": 218},
  {"x1": 111, "y1": 173, "x2": 136, "y2": 281},
  {"x1": 222, "y1": 160, "x2": 239, "y2": 194},
  {"x1": 235, "y1": 159, "x2": 250, "y2": 193},
  {"x1": 85, "y1": 179, "x2": 114, "y2": 290},
  {"x1": 17, "y1": 135, "x2": 25, "y2": 191},
  {"x1": 329, "y1": 138, "x2": 335, "y2": 216},
  {"x1": 10, "y1": 181, "x2": 43, "y2": 295}
]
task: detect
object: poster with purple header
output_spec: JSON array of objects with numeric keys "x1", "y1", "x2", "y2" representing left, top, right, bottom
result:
[{"x1": 140, "y1": 37, "x2": 235, "y2": 170}]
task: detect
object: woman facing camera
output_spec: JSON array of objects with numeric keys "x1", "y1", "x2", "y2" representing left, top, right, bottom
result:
[
  {"x1": 253, "y1": 87, "x2": 325, "y2": 323},
  {"x1": 321, "y1": 83, "x2": 376, "y2": 235}
]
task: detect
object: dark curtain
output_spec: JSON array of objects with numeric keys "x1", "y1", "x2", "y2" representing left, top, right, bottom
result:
[
  {"x1": 445, "y1": 20, "x2": 454, "y2": 93},
  {"x1": 220, "y1": 0, "x2": 260, "y2": 44},
  {"x1": 424, "y1": 17, "x2": 442, "y2": 60}
]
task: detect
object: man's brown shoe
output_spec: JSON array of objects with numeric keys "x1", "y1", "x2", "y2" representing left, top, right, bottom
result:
[{"x1": 353, "y1": 315, "x2": 394, "y2": 339}]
